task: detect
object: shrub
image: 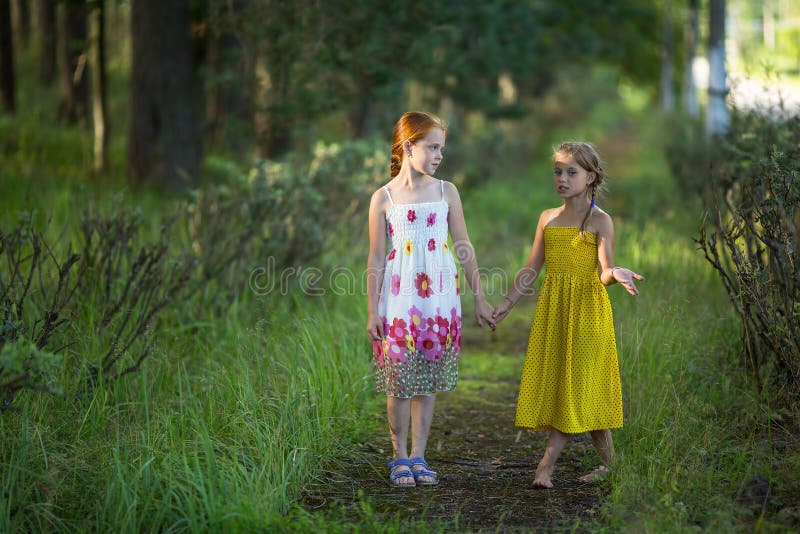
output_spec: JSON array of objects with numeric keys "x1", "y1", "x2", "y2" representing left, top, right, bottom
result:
[
  {"x1": 78, "y1": 208, "x2": 197, "y2": 381},
  {"x1": 0, "y1": 217, "x2": 80, "y2": 409},
  {"x1": 696, "y1": 110, "x2": 800, "y2": 402},
  {"x1": 182, "y1": 138, "x2": 385, "y2": 306}
]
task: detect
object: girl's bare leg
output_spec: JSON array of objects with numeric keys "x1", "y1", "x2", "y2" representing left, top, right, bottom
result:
[
  {"x1": 387, "y1": 396, "x2": 414, "y2": 485},
  {"x1": 533, "y1": 429, "x2": 570, "y2": 488},
  {"x1": 410, "y1": 394, "x2": 436, "y2": 484},
  {"x1": 580, "y1": 429, "x2": 615, "y2": 483}
]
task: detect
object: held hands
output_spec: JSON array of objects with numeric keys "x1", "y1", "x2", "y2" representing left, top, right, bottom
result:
[
  {"x1": 492, "y1": 297, "x2": 513, "y2": 324},
  {"x1": 474, "y1": 296, "x2": 496, "y2": 331},
  {"x1": 611, "y1": 267, "x2": 645, "y2": 296}
]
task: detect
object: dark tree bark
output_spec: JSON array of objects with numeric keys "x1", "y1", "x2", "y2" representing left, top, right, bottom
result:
[
  {"x1": 346, "y1": 91, "x2": 371, "y2": 139},
  {"x1": 37, "y1": 0, "x2": 55, "y2": 85},
  {"x1": 88, "y1": 0, "x2": 106, "y2": 173},
  {"x1": 11, "y1": 0, "x2": 29, "y2": 48},
  {"x1": 206, "y1": 0, "x2": 250, "y2": 157},
  {"x1": 0, "y1": 0, "x2": 14, "y2": 113},
  {"x1": 56, "y1": 0, "x2": 88, "y2": 122},
  {"x1": 129, "y1": 0, "x2": 201, "y2": 189}
]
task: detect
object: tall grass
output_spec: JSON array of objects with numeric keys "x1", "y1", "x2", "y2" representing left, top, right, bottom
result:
[{"x1": 1, "y1": 286, "x2": 377, "y2": 531}]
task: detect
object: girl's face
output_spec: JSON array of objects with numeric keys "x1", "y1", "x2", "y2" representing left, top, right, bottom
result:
[
  {"x1": 552, "y1": 152, "x2": 595, "y2": 201},
  {"x1": 407, "y1": 128, "x2": 445, "y2": 176}
]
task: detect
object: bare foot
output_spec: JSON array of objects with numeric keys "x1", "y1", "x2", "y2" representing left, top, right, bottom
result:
[
  {"x1": 531, "y1": 464, "x2": 554, "y2": 488},
  {"x1": 579, "y1": 465, "x2": 610, "y2": 483}
]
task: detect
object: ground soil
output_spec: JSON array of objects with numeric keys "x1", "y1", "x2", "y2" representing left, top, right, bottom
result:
[{"x1": 304, "y1": 315, "x2": 611, "y2": 532}]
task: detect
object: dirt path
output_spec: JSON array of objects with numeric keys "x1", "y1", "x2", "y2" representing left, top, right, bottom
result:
[{"x1": 304, "y1": 313, "x2": 609, "y2": 531}]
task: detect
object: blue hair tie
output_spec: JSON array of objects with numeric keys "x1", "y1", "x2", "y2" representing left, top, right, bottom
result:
[{"x1": 590, "y1": 198, "x2": 596, "y2": 208}]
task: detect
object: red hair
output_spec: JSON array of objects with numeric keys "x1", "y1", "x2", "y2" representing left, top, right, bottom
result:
[{"x1": 390, "y1": 111, "x2": 447, "y2": 177}]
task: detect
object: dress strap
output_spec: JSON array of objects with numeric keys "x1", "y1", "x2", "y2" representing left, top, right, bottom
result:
[
  {"x1": 384, "y1": 186, "x2": 395, "y2": 206},
  {"x1": 440, "y1": 180, "x2": 445, "y2": 201}
]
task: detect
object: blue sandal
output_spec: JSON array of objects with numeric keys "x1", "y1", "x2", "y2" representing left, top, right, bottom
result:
[
  {"x1": 410, "y1": 457, "x2": 439, "y2": 486},
  {"x1": 387, "y1": 458, "x2": 416, "y2": 488}
]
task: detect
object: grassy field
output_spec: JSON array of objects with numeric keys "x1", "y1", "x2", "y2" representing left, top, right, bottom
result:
[{"x1": 2, "y1": 68, "x2": 799, "y2": 532}]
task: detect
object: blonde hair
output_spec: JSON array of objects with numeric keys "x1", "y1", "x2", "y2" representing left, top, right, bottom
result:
[
  {"x1": 390, "y1": 111, "x2": 447, "y2": 177},
  {"x1": 554, "y1": 141, "x2": 606, "y2": 238}
]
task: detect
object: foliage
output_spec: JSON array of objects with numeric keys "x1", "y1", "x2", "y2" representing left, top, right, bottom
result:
[
  {"x1": 663, "y1": 113, "x2": 710, "y2": 197},
  {"x1": 181, "y1": 138, "x2": 386, "y2": 307},
  {"x1": 0, "y1": 217, "x2": 80, "y2": 409},
  {"x1": 78, "y1": 208, "x2": 197, "y2": 381},
  {"x1": 696, "y1": 110, "x2": 800, "y2": 402},
  {"x1": 204, "y1": 0, "x2": 663, "y2": 152}
]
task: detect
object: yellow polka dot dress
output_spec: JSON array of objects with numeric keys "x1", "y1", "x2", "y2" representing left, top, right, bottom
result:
[{"x1": 515, "y1": 227, "x2": 623, "y2": 433}]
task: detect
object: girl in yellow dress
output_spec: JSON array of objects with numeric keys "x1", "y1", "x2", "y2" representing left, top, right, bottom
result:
[{"x1": 493, "y1": 141, "x2": 644, "y2": 488}]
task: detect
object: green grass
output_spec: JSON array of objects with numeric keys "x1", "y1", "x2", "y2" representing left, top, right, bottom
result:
[{"x1": 2, "y1": 290, "x2": 378, "y2": 531}]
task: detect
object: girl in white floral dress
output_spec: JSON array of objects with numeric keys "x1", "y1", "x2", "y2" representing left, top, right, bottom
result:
[{"x1": 366, "y1": 111, "x2": 495, "y2": 487}]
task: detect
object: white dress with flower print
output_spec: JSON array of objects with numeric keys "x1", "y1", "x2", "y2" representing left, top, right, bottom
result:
[{"x1": 372, "y1": 180, "x2": 462, "y2": 398}]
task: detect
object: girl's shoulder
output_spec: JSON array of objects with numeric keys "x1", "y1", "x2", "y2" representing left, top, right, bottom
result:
[
  {"x1": 441, "y1": 179, "x2": 459, "y2": 199},
  {"x1": 369, "y1": 183, "x2": 392, "y2": 209},
  {"x1": 587, "y1": 207, "x2": 614, "y2": 235},
  {"x1": 589, "y1": 206, "x2": 613, "y2": 226},
  {"x1": 538, "y1": 207, "x2": 563, "y2": 227}
]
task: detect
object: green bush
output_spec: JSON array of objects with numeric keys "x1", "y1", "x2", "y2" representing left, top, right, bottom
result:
[
  {"x1": 0, "y1": 218, "x2": 80, "y2": 409},
  {"x1": 696, "y1": 110, "x2": 800, "y2": 402}
]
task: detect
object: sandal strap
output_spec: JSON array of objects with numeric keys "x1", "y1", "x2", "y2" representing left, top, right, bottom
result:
[
  {"x1": 410, "y1": 457, "x2": 438, "y2": 479},
  {"x1": 387, "y1": 458, "x2": 412, "y2": 469},
  {"x1": 388, "y1": 458, "x2": 415, "y2": 483},
  {"x1": 389, "y1": 467, "x2": 414, "y2": 482},
  {"x1": 409, "y1": 457, "x2": 431, "y2": 470}
]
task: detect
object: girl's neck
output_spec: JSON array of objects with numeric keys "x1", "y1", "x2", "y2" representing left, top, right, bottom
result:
[
  {"x1": 562, "y1": 195, "x2": 591, "y2": 214},
  {"x1": 394, "y1": 165, "x2": 428, "y2": 188}
]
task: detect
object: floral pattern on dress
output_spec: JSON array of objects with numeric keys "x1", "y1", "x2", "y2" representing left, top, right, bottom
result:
[{"x1": 415, "y1": 273, "x2": 433, "y2": 298}]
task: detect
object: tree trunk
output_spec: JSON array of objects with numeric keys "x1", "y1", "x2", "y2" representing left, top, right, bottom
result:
[
  {"x1": 682, "y1": 0, "x2": 699, "y2": 117},
  {"x1": 346, "y1": 91, "x2": 371, "y2": 139},
  {"x1": 10, "y1": 0, "x2": 29, "y2": 48},
  {"x1": 0, "y1": 0, "x2": 14, "y2": 113},
  {"x1": 660, "y1": 1, "x2": 674, "y2": 112},
  {"x1": 129, "y1": 0, "x2": 201, "y2": 189},
  {"x1": 253, "y1": 39, "x2": 291, "y2": 159},
  {"x1": 56, "y1": 0, "x2": 87, "y2": 123},
  {"x1": 206, "y1": 0, "x2": 250, "y2": 157},
  {"x1": 707, "y1": 0, "x2": 729, "y2": 136},
  {"x1": 88, "y1": 0, "x2": 106, "y2": 173},
  {"x1": 37, "y1": 0, "x2": 55, "y2": 85}
]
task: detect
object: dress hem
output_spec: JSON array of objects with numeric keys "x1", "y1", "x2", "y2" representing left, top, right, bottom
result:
[
  {"x1": 514, "y1": 422, "x2": 623, "y2": 434},
  {"x1": 380, "y1": 386, "x2": 456, "y2": 399}
]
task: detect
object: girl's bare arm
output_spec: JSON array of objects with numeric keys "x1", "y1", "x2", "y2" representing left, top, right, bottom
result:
[{"x1": 366, "y1": 190, "x2": 388, "y2": 339}]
